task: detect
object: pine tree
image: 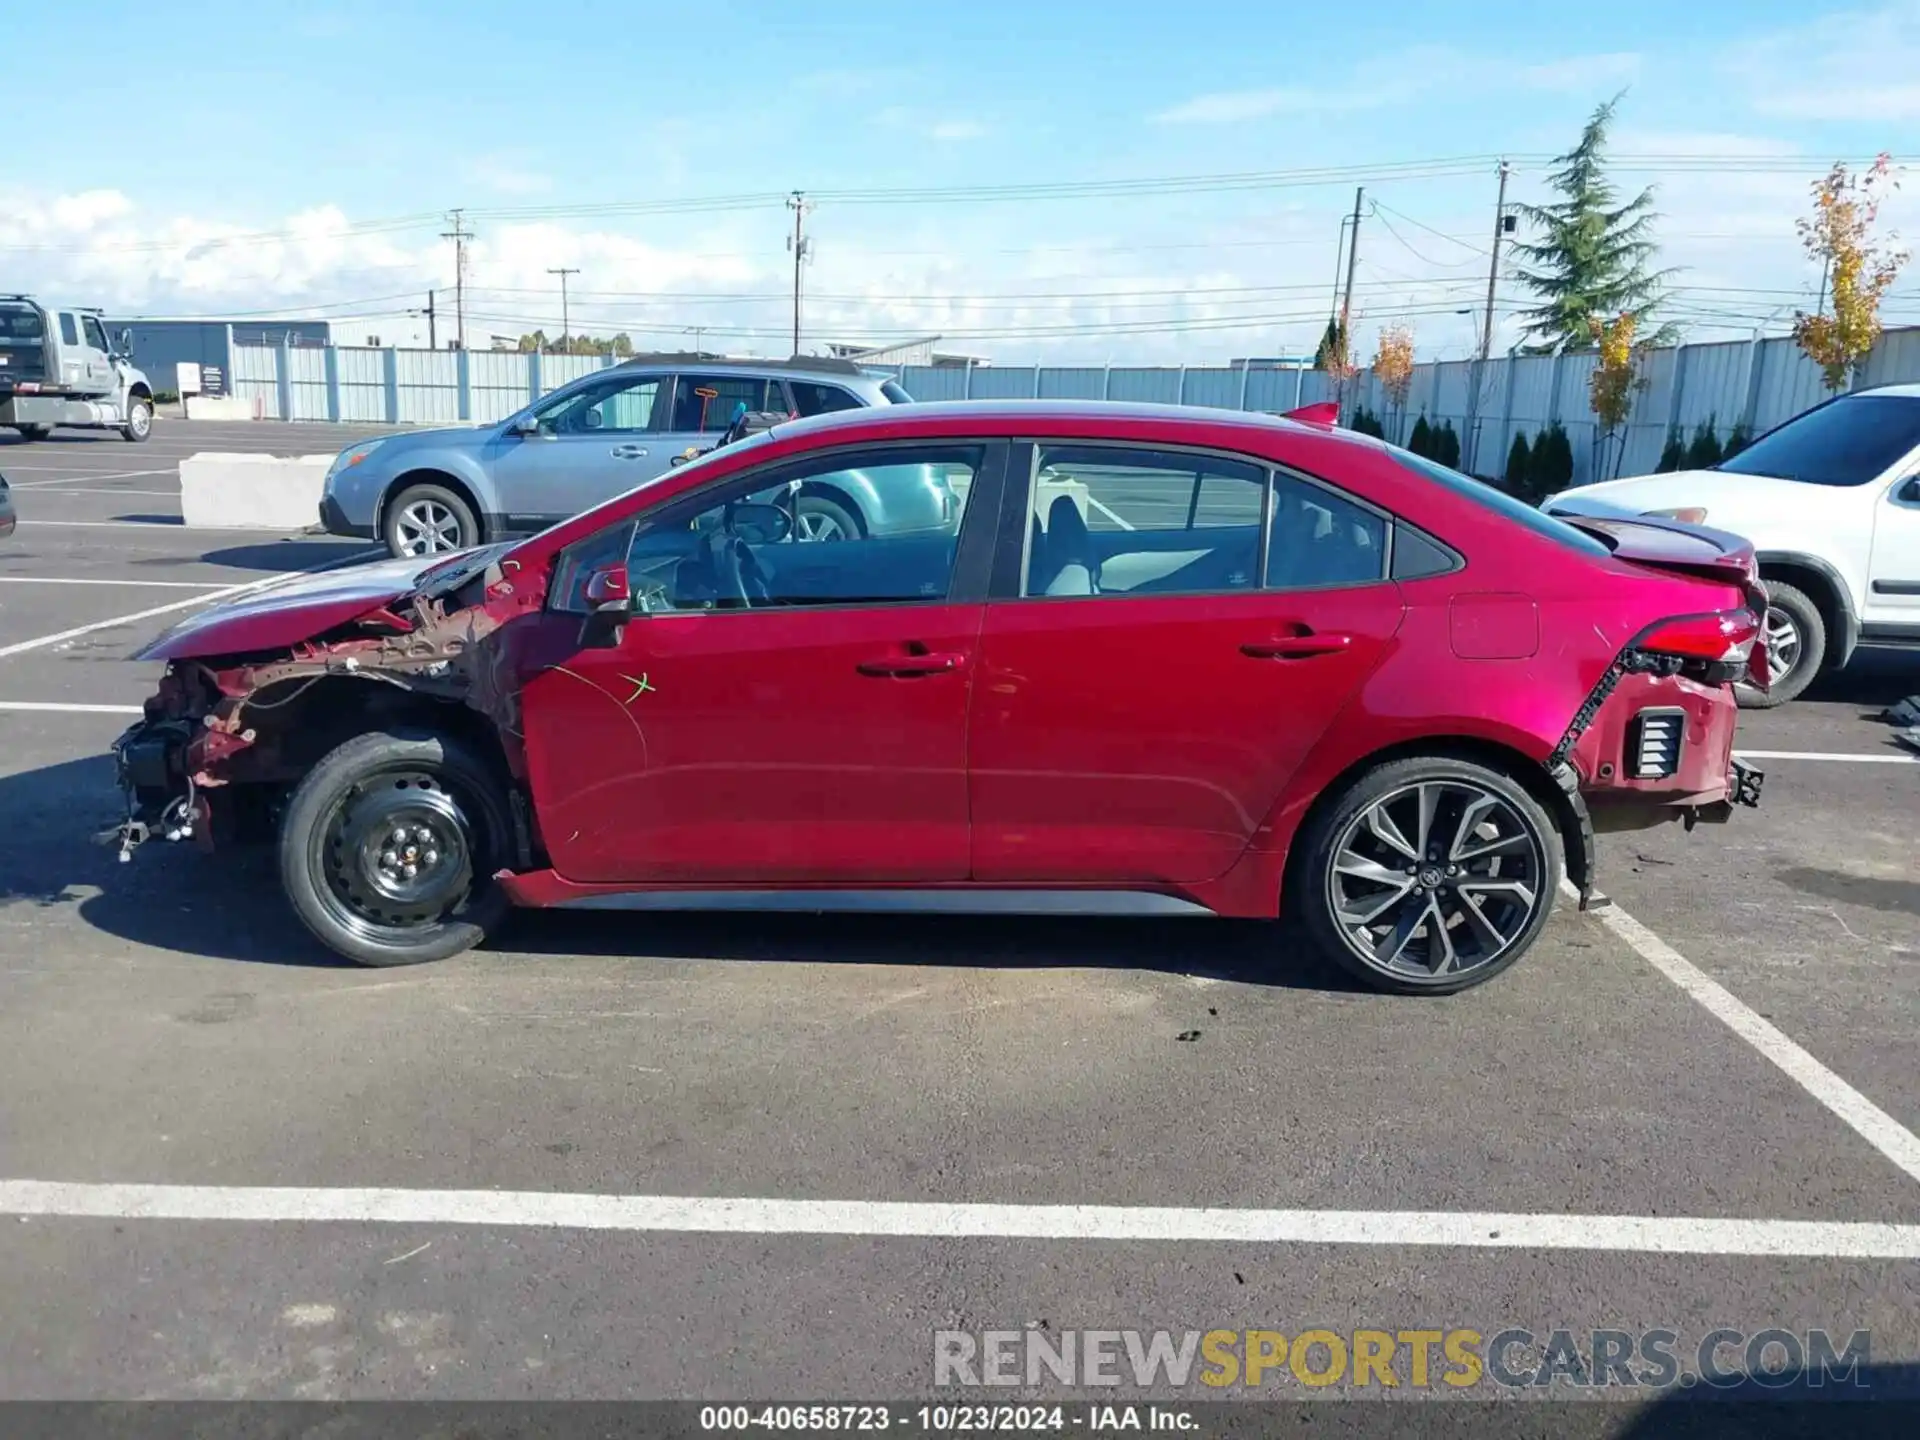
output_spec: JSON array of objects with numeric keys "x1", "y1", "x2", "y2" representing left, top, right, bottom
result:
[
  {"x1": 1511, "y1": 94, "x2": 1674, "y2": 353},
  {"x1": 1686, "y1": 419, "x2": 1724, "y2": 470},
  {"x1": 1313, "y1": 317, "x2": 1346, "y2": 371},
  {"x1": 1656, "y1": 427, "x2": 1686, "y2": 472},
  {"x1": 1436, "y1": 422, "x2": 1461, "y2": 470},
  {"x1": 1505, "y1": 433, "x2": 1532, "y2": 491},
  {"x1": 1408, "y1": 415, "x2": 1433, "y2": 458}
]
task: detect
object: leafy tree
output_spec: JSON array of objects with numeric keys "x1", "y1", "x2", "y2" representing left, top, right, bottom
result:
[
  {"x1": 1505, "y1": 432, "x2": 1532, "y2": 491},
  {"x1": 1685, "y1": 418, "x2": 1723, "y2": 470},
  {"x1": 1587, "y1": 311, "x2": 1647, "y2": 479},
  {"x1": 1655, "y1": 427, "x2": 1687, "y2": 472},
  {"x1": 1793, "y1": 155, "x2": 1909, "y2": 392},
  {"x1": 1373, "y1": 325, "x2": 1416, "y2": 441},
  {"x1": 1408, "y1": 414, "x2": 1433, "y2": 458},
  {"x1": 1511, "y1": 94, "x2": 1674, "y2": 353}
]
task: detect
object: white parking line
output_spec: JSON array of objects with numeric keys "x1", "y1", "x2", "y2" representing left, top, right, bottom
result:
[
  {"x1": 0, "y1": 548, "x2": 376, "y2": 661},
  {"x1": 1086, "y1": 496, "x2": 1138, "y2": 532},
  {"x1": 10, "y1": 469, "x2": 175, "y2": 489},
  {"x1": 0, "y1": 1180, "x2": 1915, "y2": 1257},
  {"x1": 1736, "y1": 749, "x2": 1917, "y2": 764},
  {"x1": 0, "y1": 701, "x2": 143, "y2": 715},
  {"x1": 1569, "y1": 882, "x2": 1920, "y2": 1188},
  {"x1": 15, "y1": 488, "x2": 180, "y2": 499},
  {"x1": 18, "y1": 520, "x2": 298, "y2": 531},
  {"x1": 0, "y1": 577, "x2": 226, "y2": 588}
]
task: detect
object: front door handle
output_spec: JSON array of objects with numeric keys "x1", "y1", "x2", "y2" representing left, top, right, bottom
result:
[
  {"x1": 610, "y1": 444, "x2": 650, "y2": 460},
  {"x1": 856, "y1": 652, "x2": 966, "y2": 677},
  {"x1": 1241, "y1": 633, "x2": 1354, "y2": 659}
]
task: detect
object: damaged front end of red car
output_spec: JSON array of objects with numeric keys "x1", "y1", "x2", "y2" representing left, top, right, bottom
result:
[{"x1": 106, "y1": 548, "x2": 542, "y2": 864}]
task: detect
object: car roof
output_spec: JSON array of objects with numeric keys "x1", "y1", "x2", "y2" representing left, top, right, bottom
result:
[
  {"x1": 1852, "y1": 382, "x2": 1920, "y2": 398},
  {"x1": 610, "y1": 352, "x2": 880, "y2": 380},
  {"x1": 757, "y1": 398, "x2": 1326, "y2": 445}
]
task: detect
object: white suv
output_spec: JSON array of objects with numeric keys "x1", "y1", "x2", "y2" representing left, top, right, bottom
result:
[{"x1": 1548, "y1": 384, "x2": 1920, "y2": 706}]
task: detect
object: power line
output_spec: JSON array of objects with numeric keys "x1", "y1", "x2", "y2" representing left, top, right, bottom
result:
[{"x1": 441, "y1": 209, "x2": 474, "y2": 350}]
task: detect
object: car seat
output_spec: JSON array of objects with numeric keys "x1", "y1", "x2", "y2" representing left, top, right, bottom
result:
[{"x1": 1041, "y1": 494, "x2": 1098, "y2": 595}]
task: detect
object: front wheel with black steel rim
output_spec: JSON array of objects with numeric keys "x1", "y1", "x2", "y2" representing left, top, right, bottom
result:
[
  {"x1": 1736, "y1": 579, "x2": 1826, "y2": 709},
  {"x1": 121, "y1": 396, "x2": 153, "y2": 442},
  {"x1": 384, "y1": 482, "x2": 479, "y2": 558},
  {"x1": 278, "y1": 729, "x2": 512, "y2": 966},
  {"x1": 13, "y1": 424, "x2": 51, "y2": 441},
  {"x1": 1293, "y1": 756, "x2": 1562, "y2": 995}
]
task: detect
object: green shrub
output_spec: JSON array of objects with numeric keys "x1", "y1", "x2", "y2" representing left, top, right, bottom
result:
[
  {"x1": 1685, "y1": 418, "x2": 1724, "y2": 470},
  {"x1": 1408, "y1": 415, "x2": 1433, "y2": 458},
  {"x1": 1724, "y1": 422, "x2": 1752, "y2": 459},
  {"x1": 1531, "y1": 422, "x2": 1575, "y2": 494},
  {"x1": 1435, "y1": 421, "x2": 1461, "y2": 470},
  {"x1": 1505, "y1": 433, "x2": 1531, "y2": 490},
  {"x1": 1655, "y1": 428, "x2": 1686, "y2": 472}
]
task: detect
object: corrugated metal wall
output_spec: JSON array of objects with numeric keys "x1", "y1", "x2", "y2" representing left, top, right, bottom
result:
[{"x1": 226, "y1": 329, "x2": 1920, "y2": 485}]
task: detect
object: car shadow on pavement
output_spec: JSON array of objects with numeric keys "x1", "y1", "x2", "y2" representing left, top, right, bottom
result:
[
  {"x1": 1803, "y1": 648, "x2": 1920, "y2": 711},
  {"x1": 2, "y1": 754, "x2": 1365, "y2": 990},
  {"x1": 127, "y1": 539, "x2": 379, "y2": 574},
  {"x1": 1775, "y1": 865, "x2": 1920, "y2": 918}
]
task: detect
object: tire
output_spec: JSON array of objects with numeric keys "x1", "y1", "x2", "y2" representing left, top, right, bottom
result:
[
  {"x1": 121, "y1": 396, "x2": 153, "y2": 442},
  {"x1": 793, "y1": 491, "x2": 863, "y2": 543},
  {"x1": 384, "y1": 481, "x2": 479, "y2": 558},
  {"x1": 1290, "y1": 755, "x2": 1562, "y2": 996},
  {"x1": 13, "y1": 424, "x2": 51, "y2": 441},
  {"x1": 1737, "y1": 580, "x2": 1826, "y2": 709},
  {"x1": 278, "y1": 728, "x2": 513, "y2": 967}
]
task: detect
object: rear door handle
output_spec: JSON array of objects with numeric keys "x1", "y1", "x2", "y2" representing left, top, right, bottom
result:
[
  {"x1": 1241, "y1": 633, "x2": 1354, "y2": 659},
  {"x1": 856, "y1": 652, "x2": 966, "y2": 677},
  {"x1": 610, "y1": 444, "x2": 650, "y2": 460}
]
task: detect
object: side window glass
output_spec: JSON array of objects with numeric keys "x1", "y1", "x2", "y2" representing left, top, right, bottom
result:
[
  {"x1": 789, "y1": 381, "x2": 863, "y2": 417},
  {"x1": 1023, "y1": 446, "x2": 1266, "y2": 598},
  {"x1": 671, "y1": 375, "x2": 776, "y2": 432},
  {"x1": 1267, "y1": 472, "x2": 1388, "y2": 589},
  {"x1": 58, "y1": 312, "x2": 79, "y2": 347},
  {"x1": 624, "y1": 446, "x2": 979, "y2": 612},
  {"x1": 82, "y1": 315, "x2": 109, "y2": 351},
  {"x1": 535, "y1": 377, "x2": 659, "y2": 435}
]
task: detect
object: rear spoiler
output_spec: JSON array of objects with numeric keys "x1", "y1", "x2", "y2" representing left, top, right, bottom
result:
[{"x1": 1280, "y1": 402, "x2": 1340, "y2": 427}]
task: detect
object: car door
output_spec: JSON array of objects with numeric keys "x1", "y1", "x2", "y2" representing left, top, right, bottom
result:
[
  {"x1": 78, "y1": 315, "x2": 115, "y2": 392},
  {"x1": 968, "y1": 442, "x2": 1405, "y2": 885},
  {"x1": 655, "y1": 372, "x2": 788, "y2": 470},
  {"x1": 54, "y1": 312, "x2": 86, "y2": 390},
  {"x1": 483, "y1": 371, "x2": 667, "y2": 532},
  {"x1": 1867, "y1": 464, "x2": 1920, "y2": 622},
  {"x1": 514, "y1": 439, "x2": 1007, "y2": 886}
]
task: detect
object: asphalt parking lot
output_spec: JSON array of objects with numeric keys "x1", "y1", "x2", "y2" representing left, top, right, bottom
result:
[{"x1": 1, "y1": 419, "x2": 1918, "y2": 1419}]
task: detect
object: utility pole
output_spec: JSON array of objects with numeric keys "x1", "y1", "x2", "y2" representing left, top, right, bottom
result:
[
  {"x1": 425, "y1": 290, "x2": 436, "y2": 351},
  {"x1": 786, "y1": 191, "x2": 812, "y2": 357},
  {"x1": 1478, "y1": 161, "x2": 1511, "y2": 366},
  {"x1": 547, "y1": 267, "x2": 580, "y2": 353},
  {"x1": 441, "y1": 209, "x2": 473, "y2": 350},
  {"x1": 1465, "y1": 160, "x2": 1512, "y2": 473},
  {"x1": 1339, "y1": 186, "x2": 1364, "y2": 339}
]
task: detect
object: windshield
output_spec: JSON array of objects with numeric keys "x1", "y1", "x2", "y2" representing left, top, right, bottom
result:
[
  {"x1": 0, "y1": 304, "x2": 46, "y2": 344},
  {"x1": 1716, "y1": 393, "x2": 1920, "y2": 487}
]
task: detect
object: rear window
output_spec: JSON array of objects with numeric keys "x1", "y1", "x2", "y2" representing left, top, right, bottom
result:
[
  {"x1": 1390, "y1": 449, "x2": 1611, "y2": 557},
  {"x1": 881, "y1": 380, "x2": 914, "y2": 404},
  {"x1": 789, "y1": 380, "x2": 863, "y2": 417},
  {"x1": 0, "y1": 305, "x2": 44, "y2": 343},
  {"x1": 1717, "y1": 393, "x2": 1920, "y2": 487}
]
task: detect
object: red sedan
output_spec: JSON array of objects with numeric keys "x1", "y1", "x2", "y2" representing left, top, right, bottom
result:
[{"x1": 113, "y1": 401, "x2": 1765, "y2": 993}]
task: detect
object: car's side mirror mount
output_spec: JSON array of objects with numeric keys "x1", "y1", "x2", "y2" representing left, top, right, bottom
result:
[
  {"x1": 1899, "y1": 475, "x2": 1920, "y2": 505},
  {"x1": 578, "y1": 562, "x2": 632, "y2": 649}
]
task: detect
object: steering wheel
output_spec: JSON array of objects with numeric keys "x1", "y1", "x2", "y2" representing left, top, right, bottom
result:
[{"x1": 701, "y1": 528, "x2": 772, "y2": 608}]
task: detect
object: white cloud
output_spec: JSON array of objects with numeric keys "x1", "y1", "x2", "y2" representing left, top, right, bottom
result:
[{"x1": 1728, "y1": 2, "x2": 1920, "y2": 120}]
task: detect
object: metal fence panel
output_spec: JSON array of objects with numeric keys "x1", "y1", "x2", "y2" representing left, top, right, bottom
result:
[
  {"x1": 231, "y1": 342, "x2": 280, "y2": 419},
  {"x1": 336, "y1": 347, "x2": 388, "y2": 423},
  {"x1": 395, "y1": 349, "x2": 459, "y2": 425},
  {"x1": 470, "y1": 350, "x2": 529, "y2": 424},
  {"x1": 287, "y1": 345, "x2": 329, "y2": 421},
  {"x1": 1036, "y1": 366, "x2": 1107, "y2": 400},
  {"x1": 541, "y1": 353, "x2": 606, "y2": 395},
  {"x1": 900, "y1": 366, "x2": 967, "y2": 401},
  {"x1": 1104, "y1": 368, "x2": 1182, "y2": 404}
]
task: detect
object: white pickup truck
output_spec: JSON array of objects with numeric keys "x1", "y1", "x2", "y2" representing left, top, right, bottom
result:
[
  {"x1": 0, "y1": 295, "x2": 155, "y2": 442},
  {"x1": 1548, "y1": 383, "x2": 1920, "y2": 706}
]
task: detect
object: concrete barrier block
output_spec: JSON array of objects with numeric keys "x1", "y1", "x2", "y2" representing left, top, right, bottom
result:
[
  {"x1": 184, "y1": 395, "x2": 266, "y2": 421},
  {"x1": 180, "y1": 453, "x2": 335, "y2": 530}
]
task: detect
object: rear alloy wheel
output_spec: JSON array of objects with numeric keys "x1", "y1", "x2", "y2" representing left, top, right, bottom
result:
[
  {"x1": 279, "y1": 729, "x2": 512, "y2": 966},
  {"x1": 1295, "y1": 757, "x2": 1561, "y2": 995},
  {"x1": 121, "y1": 396, "x2": 153, "y2": 442},
  {"x1": 385, "y1": 482, "x2": 479, "y2": 558},
  {"x1": 794, "y1": 492, "x2": 862, "y2": 542},
  {"x1": 1736, "y1": 580, "x2": 1825, "y2": 709}
]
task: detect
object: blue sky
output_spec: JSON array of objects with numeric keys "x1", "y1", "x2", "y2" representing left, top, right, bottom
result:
[{"x1": 5, "y1": 0, "x2": 1916, "y2": 361}]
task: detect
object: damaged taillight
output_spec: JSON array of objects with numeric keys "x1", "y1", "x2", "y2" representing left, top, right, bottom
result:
[{"x1": 1633, "y1": 609, "x2": 1766, "y2": 689}]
